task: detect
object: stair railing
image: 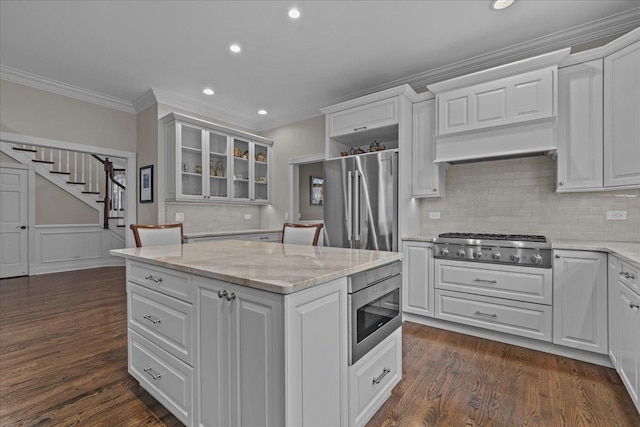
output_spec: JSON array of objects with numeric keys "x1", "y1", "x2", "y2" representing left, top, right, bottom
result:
[{"x1": 92, "y1": 155, "x2": 126, "y2": 229}]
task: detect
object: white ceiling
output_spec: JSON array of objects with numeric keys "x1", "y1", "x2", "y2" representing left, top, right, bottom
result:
[{"x1": 1, "y1": 1, "x2": 639, "y2": 131}]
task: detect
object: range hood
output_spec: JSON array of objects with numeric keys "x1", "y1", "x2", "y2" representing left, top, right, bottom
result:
[{"x1": 429, "y1": 49, "x2": 569, "y2": 164}]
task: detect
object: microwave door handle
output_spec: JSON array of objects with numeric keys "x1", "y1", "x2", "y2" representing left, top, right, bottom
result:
[
  {"x1": 354, "y1": 171, "x2": 360, "y2": 242},
  {"x1": 347, "y1": 171, "x2": 353, "y2": 243}
]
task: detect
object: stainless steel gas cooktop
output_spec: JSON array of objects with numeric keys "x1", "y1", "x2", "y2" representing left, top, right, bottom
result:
[{"x1": 432, "y1": 232, "x2": 552, "y2": 268}]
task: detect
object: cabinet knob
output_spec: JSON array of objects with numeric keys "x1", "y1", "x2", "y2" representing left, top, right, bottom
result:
[
  {"x1": 558, "y1": 182, "x2": 564, "y2": 186},
  {"x1": 555, "y1": 254, "x2": 561, "y2": 258},
  {"x1": 218, "y1": 290, "x2": 228, "y2": 299},
  {"x1": 630, "y1": 302, "x2": 640, "y2": 310}
]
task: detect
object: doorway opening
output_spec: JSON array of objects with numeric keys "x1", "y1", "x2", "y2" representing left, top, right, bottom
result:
[{"x1": 288, "y1": 153, "x2": 325, "y2": 223}]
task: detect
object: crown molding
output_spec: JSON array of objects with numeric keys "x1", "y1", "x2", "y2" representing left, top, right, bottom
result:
[
  {"x1": 0, "y1": 65, "x2": 135, "y2": 114},
  {"x1": 131, "y1": 89, "x2": 157, "y2": 113}
]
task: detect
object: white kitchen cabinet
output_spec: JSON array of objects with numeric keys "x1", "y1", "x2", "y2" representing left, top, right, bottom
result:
[
  {"x1": 196, "y1": 276, "x2": 285, "y2": 427},
  {"x1": 412, "y1": 100, "x2": 445, "y2": 198},
  {"x1": 553, "y1": 250, "x2": 608, "y2": 354},
  {"x1": 402, "y1": 241, "x2": 434, "y2": 317},
  {"x1": 604, "y1": 40, "x2": 640, "y2": 188},
  {"x1": 436, "y1": 67, "x2": 556, "y2": 136},
  {"x1": 164, "y1": 113, "x2": 273, "y2": 204},
  {"x1": 329, "y1": 97, "x2": 398, "y2": 140},
  {"x1": 185, "y1": 232, "x2": 282, "y2": 244},
  {"x1": 557, "y1": 60, "x2": 604, "y2": 190},
  {"x1": 614, "y1": 277, "x2": 640, "y2": 412},
  {"x1": 608, "y1": 256, "x2": 620, "y2": 366}
]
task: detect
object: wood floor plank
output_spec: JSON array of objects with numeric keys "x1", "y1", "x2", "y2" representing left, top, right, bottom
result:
[{"x1": 1, "y1": 268, "x2": 638, "y2": 426}]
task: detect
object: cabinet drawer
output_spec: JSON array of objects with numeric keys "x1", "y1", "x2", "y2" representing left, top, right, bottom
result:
[
  {"x1": 435, "y1": 260, "x2": 552, "y2": 304},
  {"x1": 128, "y1": 282, "x2": 193, "y2": 364},
  {"x1": 619, "y1": 260, "x2": 639, "y2": 295},
  {"x1": 435, "y1": 290, "x2": 552, "y2": 341},
  {"x1": 129, "y1": 330, "x2": 193, "y2": 426},
  {"x1": 128, "y1": 260, "x2": 193, "y2": 303},
  {"x1": 239, "y1": 232, "x2": 282, "y2": 242},
  {"x1": 330, "y1": 98, "x2": 398, "y2": 138},
  {"x1": 349, "y1": 327, "x2": 402, "y2": 427}
]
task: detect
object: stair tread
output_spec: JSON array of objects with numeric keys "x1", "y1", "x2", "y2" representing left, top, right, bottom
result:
[
  {"x1": 96, "y1": 200, "x2": 105, "y2": 203},
  {"x1": 108, "y1": 216, "x2": 124, "y2": 219},
  {"x1": 67, "y1": 181, "x2": 86, "y2": 185},
  {"x1": 32, "y1": 159, "x2": 55, "y2": 164},
  {"x1": 116, "y1": 225, "x2": 126, "y2": 227},
  {"x1": 82, "y1": 191, "x2": 100, "y2": 194},
  {"x1": 50, "y1": 171, "x2": 71, "y2": 175},
  {"x1": 12, "y1": 147, "x2": 38, "y2": 153}
]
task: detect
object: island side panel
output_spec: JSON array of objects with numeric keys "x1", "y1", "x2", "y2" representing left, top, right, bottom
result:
[{"x1": 284, "y1": 277, "x2": 349, "y2": 427}]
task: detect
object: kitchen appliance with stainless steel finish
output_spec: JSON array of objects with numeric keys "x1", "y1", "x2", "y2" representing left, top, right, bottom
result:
[
  {"x1": 433, "y1": 232, "x2": 552, "y2": 268},
  {"x1": 323, "y1": 151, "x2": 398, "y2": 251},
  {"x1": 347, "y1": 261, "x2": 402, "y2": 365}
]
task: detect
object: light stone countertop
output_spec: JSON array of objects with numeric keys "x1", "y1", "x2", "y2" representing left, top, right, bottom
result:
[
  {"x1": 185, "y1": 228, "x2": 282, "y2": 239},
  {"x1": 110, "y1": 240, "x2": 401, "y2": 295},
  {"x1": 402, "y1": 235, "x2": 640, "y2": 270}
]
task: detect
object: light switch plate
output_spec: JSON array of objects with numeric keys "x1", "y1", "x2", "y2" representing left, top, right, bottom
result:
[
  {"x1": 606, "y1": 211, "x2": 627, "y2": 220},
  {"x1": 429, "y1": 212, "x2": 441, "y2": 219},
  {"x1": 174, "y1": 212, "x2": 184, "y2": 222},
  {"x1": 244, "y1": 214, "x2": 251, "y2": 220}
]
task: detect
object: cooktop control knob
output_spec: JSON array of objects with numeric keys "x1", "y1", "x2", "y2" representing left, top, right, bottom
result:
[
  {"x1": 440, "y1": 248, "x2": 450, "y2": 256},
  {"x1": 457, "y1": 249, "x2": 466, "y2": 257},
  {"x1": 531, "y1": 253, "x2": 543, "y2": 265},
  {"x1": 492, "y1": 251, "x2": 502, "y2": 260},
  {"x1": 510, "y1": 253, "x2": 520, "y2": 263},
  {"x1": 473, "y1": 250, "x2": 482, "y2": 259}
]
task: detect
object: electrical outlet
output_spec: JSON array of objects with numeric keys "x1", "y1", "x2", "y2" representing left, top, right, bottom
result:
[
  {"x1": 284, "y1": 212, "x2": 289, "y2": 221},
  {"x1": 174, "y1": 212, "x2": 184, "y2": 222},
  {"x1": 244, "y1": 214, "x2": 251, "y2": 220},
  {"x1": 606, "y1": 211, "x2": 627, "y2": 220},
  {"x1": 429, "y1": 212, "x2": 441, "y2": 219}
]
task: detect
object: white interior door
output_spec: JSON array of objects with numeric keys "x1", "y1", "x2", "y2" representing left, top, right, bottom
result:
[{"x1": 0, "y1": 167, "x2": 29, "y2": 278}]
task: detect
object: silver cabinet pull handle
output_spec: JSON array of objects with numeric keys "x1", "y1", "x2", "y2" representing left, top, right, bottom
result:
[
  {"x1": 474, "y1": 310, "x2": 497, "y2": 318},
  {"x1": 143, "y1": 314, "x2": 161, "y2": 324},
  {"x1": 630, "y1": 302, "x2": 640, "y2": 310},
  {"x1": 218, "y1": 290, "x2": 228, "y2": 299},
  {"x1": 353, "y1": 126, "x2": 367, "y2": 132},
  {"x1": 474, "y1": 278, "x2": 497, "y2": 284},
  {"x1": 372, "y1": 368, "x2": 390, "y2": 385},
  {"x1": 143, "y1": 366, "x2": 161, "y2": 380},
  {"x1": 225, "y1": 292, "x2": 236, "y2": 301},
  {"x1": 144, "y1": 275, "x2": 163, "y2": 283}
]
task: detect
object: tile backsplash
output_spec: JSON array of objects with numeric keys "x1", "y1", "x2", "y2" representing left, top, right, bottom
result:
[
  {"x1": 421, "y1": 156, "x2": 640, "y2": 242},
  {"x1": 165, "y1": 203, "x2": 261, "y2": 234}
]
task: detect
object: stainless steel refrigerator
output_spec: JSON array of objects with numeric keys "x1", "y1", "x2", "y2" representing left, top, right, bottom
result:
[{"x1": 323, "y1": 151, "x2": 398, "y2": 251}]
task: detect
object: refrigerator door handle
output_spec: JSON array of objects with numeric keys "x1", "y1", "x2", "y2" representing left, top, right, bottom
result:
[
  {"x1": 347, "y1": 171, "x2": 353, "y2": 242},
  {"x1": 354, "y1": 171, "x2": 360, "y2": 241}
]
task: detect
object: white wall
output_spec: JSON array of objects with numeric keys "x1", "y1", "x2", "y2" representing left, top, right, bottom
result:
[
  {"x1": 260, "y1": 115, "x2": 325, "y2": 228},
  {"x1": 421, "y1": 156, "x2": 640, "y2": 242}
]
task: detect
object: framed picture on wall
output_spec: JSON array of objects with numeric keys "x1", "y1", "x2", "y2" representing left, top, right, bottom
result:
[
  {"x1": 310, "y1": 176, "x2": 324, "y2": 205},
  {"x1": 140, "y1": 165, "x2": 153, "y2": 203}
]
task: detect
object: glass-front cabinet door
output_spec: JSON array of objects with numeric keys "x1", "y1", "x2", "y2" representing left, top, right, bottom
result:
[
  {"x1": 208, "y1": 131, "x2": 229, "y2": 199},
  {"x1": 253, "y1": 141, "x2": 270, "y2": 203},
  {"x1": 231, "y1": 137, "x2": 251, "y2": 202},
  {"x1": 178, "y1": 123, "x2": 205, "y2": 199}
]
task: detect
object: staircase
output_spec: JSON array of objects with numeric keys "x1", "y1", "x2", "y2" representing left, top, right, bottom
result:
[{"x1": 1, "y1": 142, "x2": 127, "y2": 233}]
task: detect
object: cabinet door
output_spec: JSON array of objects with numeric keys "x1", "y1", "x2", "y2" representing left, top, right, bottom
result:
[
  {"x1": 207, "y1": 131, "x2": 230, "y2": 199},
  {"x1": 329, "y1": 98, "x2": 398, "y2": 138},
  {"x1": 604, "y1": 41, "x2": 640, "y2": 188},
  {"x1": 177, "y1": 122, "x2": 207, "y2": 199},
  {"x1": 608, "y1": 256, "x2": 620, "y2": 367},
  {"x1": 252, "y1": 142, "x2": 270, "y2": 203},
  {"x1": 231, "y1": 137, "x2": 251, "y2": 202},
  {"x1": 553, "y1": 250, "x2": 608, "y2": 354},
  {"x1": 557, "y1": 60, "x2": 604, "y2": 190},
  {"x1": 228, "y1": 285, "x2": 284, "y2": 427},
  {"x1": 616, "y1": 281, "x2": 640, "y2": 407},
  {"x1": 402, "y1": 241, "x2": 434, "y2": 317},
  {"x1": 412, "y1": 100, "x2": 443, "y2": 197}
]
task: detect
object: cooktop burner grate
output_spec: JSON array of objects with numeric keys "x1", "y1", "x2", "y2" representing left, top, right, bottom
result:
[{"x1": 437, "y1": 232, "x2": 547, "y2": 243}]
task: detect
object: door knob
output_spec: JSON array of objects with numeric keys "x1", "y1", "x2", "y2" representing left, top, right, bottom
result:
[{"x1": 16, "y1": 225, "x2": 27, "y2": 230}]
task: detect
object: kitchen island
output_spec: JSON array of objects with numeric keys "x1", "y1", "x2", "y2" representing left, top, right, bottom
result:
[{"x1": 111, "y1": 240, "x2": 402, "y2": 427}]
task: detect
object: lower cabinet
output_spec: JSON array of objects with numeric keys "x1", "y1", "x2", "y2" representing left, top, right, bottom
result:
[
  {"x1": 185, "y1": 231, "x2": 282, "y2": 243},
  {"x1": 402, "y1": 241, "x2": 434, "y2": 317},
  {"x1": 610, "y1": 255, "x2": 640, "y2": 413},
  {"x1": 348, "y1": 327, "x2": 402, "y2": 427},
  {"x1": 553, "y1": 250, "x2": 608, "y2": 354}
]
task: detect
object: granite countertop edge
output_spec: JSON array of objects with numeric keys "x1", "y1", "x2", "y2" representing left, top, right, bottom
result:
[
  {"x1": 185, "y1": 228, "x2": 282, "y2": 239},
  {"x1": 402, "y1": 235, "x2": 640, "y2": 269}
]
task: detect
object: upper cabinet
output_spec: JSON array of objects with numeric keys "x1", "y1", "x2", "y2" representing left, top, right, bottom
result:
[
  {"x1": 163, "y1": 113, "x2": 273, "y2": 204},
  {"x1": 604, "y1": 40, "x2": 640, "y2": 188},
  {"x1": 412, "y1": 99, "x2": 445, "y2": 198},
  {"x1": 329, "y1": 97, "x2": 398, "y2": 139},
  {"x1": 557, "y1": 29, "x2": 640, "y2": 192}
]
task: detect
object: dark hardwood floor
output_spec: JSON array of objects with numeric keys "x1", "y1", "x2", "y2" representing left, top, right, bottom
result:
[{"x1": 1, "y1": 268, "x2": 638, "y2": 426}]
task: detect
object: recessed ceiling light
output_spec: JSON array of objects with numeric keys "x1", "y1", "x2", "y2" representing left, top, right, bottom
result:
[
  {"x1": 258, "y1": 109, "x2": 268, "y2": 115},
  {"x1": 490, "y1": 0, "x2": 514, "y2": 10},
  {"x1": 202, "y1": 88, "x2": 214, "y2": 95},
  {"x1": 229, "y1": 44, "x2": 242, "y2": 53},
  {"x1": 288, "y1": 8, "x2": 300, "y2": 19}
]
